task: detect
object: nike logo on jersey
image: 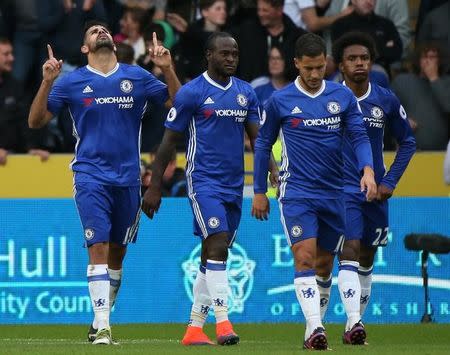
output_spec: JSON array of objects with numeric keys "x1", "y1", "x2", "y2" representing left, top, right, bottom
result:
[
  {"x1": 291, "y1": 106, "x2": 302, "y2": 114},
  {"x1": 83, "y1": 85, "x2": 93, "y2": 93},
  {"x1": 204, "y1": 97, "x2": 215, "y2": 104}
]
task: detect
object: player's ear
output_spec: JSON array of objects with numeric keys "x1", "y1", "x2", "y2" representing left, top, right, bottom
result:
[
  {"x1": 81, "y1": 44, "x2": 89, "y2": 54},
  {"x1": 294, "y1": 57, "x2": 300, "y2": 70},
  {"x1": 338, "y1": 62, "x2": 344, "y2": 73}
]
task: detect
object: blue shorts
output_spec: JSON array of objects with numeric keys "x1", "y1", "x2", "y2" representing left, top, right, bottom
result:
[
  {"x1": 345, "y1": 192, "x2": 389, "y2": 247},
  {"x1": 74, "y1": 182, "x2": 141, "y2": 247},
  {"x1": 188, "y1": 193, "x2": 242, "y2": 245},
  {"x1": 279, "y1": 198, "x2": 345, "y2": 254}
]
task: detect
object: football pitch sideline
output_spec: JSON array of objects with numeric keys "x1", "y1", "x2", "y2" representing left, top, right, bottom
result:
[{"x1": 0, "y1": 323, "x2": 449, "y2": 354}]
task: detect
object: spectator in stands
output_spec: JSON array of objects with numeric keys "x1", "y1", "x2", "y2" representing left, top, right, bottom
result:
[
  {"x1": 235, "y1": 0, "x2": 307, "y2": 82},
  {"x1": 142, "y1": 148, "x2": 187, "y2": 197},
  {"x1": 416, "y1": 1, "x2": 449, "y2": 73},
  {"x1": 330, "y1": 0, "x2": 403, "y2": 74},
  {"x1": 0, "y1": 37, "x2": 50, "y2": 165},
  {"x1": 11, "y1": 0, "x2": 64, "y2": 90},
  {"x1": 115, "y1": 6, "x2": 151, "y2": 62},
  {"x1": 177, "y1": 0, "x2": 228, "y2": 81},
  {"x1": 391, "y1": 43, "x2": 450, "y2": 150},
  {"x1": 325, "y1": 0, "x2": 411, "y2": 56},
  {"x1": 253, "y1": 45, "x2": 290, "y2": 105},
  {"x1": 283, "y1": 0, "x2": 353, "y2": 32}
]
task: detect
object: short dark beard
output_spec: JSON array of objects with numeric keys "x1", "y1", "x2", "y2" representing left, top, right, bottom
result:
[{"x1": 94, "y1": 38, "x2": 114, "y2": 52}]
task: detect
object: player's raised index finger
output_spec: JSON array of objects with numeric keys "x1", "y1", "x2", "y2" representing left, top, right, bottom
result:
[
  {"x1": 152, "y1": 32, "x2": 158, "y2": 48},
  {"x1": 47, "y1": 44, "x2": 54, "y2": 59}
]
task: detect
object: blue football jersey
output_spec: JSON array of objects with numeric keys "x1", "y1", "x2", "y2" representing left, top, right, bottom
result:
[
  {"x1": 254, "y1": 81, "x2": 277, "y2": 106},
  {"x1": 47, "y1": 63, "x2": 168, "y2": 186},
  {"x1": 343, "y1": 82, "x2": 416, "y2": 192},
  {"x1": 165, "y1": 72, "x2": 260, "y2": 196},
  {"x1": 254, "y1": 79, "x2": 373, "y2": 199}
]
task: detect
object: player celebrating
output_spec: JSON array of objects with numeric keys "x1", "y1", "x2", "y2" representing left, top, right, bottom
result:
[
  {"x1": 251, "y1": 33, "x2": 377, "y2": 350},
  {"x1": 28, "y1": 21, "x2": 180, "y2": 345},
  {"x1": 315, "y1": 32, "x2": 416, "y2": 344},
  {"x1": 142, "y1": 32, "x2": 277, "y2": 346}
]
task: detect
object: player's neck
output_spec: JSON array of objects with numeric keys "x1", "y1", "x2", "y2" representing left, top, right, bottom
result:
[
  {"x1": 207, "y1": 70, "x2": 230, "y2": 86},
  {"x1": 88, "y1": 51, "x2": 118, "y2": 74},
  {"x1": 346, "y1": 80, "x2": 369, "y2": 98}
]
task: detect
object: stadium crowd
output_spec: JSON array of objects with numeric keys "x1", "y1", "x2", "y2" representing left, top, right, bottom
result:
[{"x1": 0, "y1": 0, "x2": 448, "y2": 166}]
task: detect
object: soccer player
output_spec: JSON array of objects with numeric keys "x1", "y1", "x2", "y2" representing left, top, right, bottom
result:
[
  {"x1": 315, "y1": 32, "x2": 416, "y2": 343},
  {"x1": 141, "y1": 32, "x2": 277, "y2": 346},
  {"x1": 252, "y1": 33, "x2": 377, "y2": 350},
  {"x1": 28, "y1": 21, "x2": 180, "y2": 345}
]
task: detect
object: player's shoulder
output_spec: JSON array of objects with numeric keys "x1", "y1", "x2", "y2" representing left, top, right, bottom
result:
[
  {"x1": 325, "y1": 80, "x2": 352, "y2": 96},
  {"x1": 231, "y1": 76, "x2": 256, "y2": 93},
  {"x1": 371, "y1": 82, "x2": 401, "y2": 108},
  {"x1": 176, "y1": 75, "x2": 205, "y2": 102},
  {"x1": 271, "y1": 82, "x2": 296, "y2": 100}
]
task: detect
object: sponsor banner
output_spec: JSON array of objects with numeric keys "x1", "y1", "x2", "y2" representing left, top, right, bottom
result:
[{"x1": 0, "y1": 198, "x2": 448, "y2": 324}]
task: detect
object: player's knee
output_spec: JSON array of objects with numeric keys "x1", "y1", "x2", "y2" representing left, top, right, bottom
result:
[
  {"x1": 88, "y1": 242, "x2": 109, "y2": 264},
  {"x1": 359, "y1": 245, "x2": 376, "y2": 267},
  {"x1": 339, "y1": 240, "x2": 360, "y2": 262},
  {"x1": 204, "y1": 232, "x2": 229, "y2": 261},
  {"x1": 293, "y1": 248, "x2": 315, "y2": 270}
]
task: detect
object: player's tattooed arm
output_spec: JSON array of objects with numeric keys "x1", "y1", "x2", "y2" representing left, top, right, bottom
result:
[
  {"x1": 29, "y1": 44, "x2": 62, "y2": 128},
  {"x1": 244, "y1": 121, "x2": 278, "y2": 188},
  {"x1": 142, "y1": 128, "x2": 184, "y2": 219}
]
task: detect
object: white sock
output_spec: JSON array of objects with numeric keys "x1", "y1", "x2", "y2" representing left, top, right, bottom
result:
[
  {"x1": 358, "y1": 265, "x2": 373, "y2": 318},
  {"x1": 108, "y1": 268, "x2": 122, "y2": 309},
  {"x1": 205, "y1": 259, "x2": 228, "y2": 323},
  {"x1": 316, "y1": 274, "x2": 332, "y2": 321},
  {"x1": 189, "y1": 264, "x2": 211, "y2": 328},
  {"x1": 87, "y1": 264, "x2": 110, "y2": 330},
  {"x1": 294, "y1": 269, "x2": 323, "y2": 340},
  {"x1": 338, "y1": 260, "x2": 361, "y2": 331}
]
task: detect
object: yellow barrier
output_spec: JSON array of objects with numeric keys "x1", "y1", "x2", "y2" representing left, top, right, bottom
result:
[{"x1": 0, "y1": 152, "x2": 448, "y2": 197}]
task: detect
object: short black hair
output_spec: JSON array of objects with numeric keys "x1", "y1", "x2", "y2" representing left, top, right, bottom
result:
[
  {"x1": 332, "y1": 32, "x2": 377, "y2": 64},
  {"x1": 259, "y1": 0, "x2": 285, "y2": 8},
  {"x1": 204, "y1": 31, "x2": 234, "y2": 53},
  {"x1": 83, "y1": 20, "x2": 111, "y2": 37},
  {"x1": 295, "y1": 33, "x2": 326, "y2": 59}
]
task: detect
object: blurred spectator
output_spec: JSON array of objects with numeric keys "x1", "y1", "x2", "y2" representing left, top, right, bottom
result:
[
  {"x1": 416, "y1": 1, "x2": 449, "y2": 73},
  {"x1": 50, "y1": 0, "x2": 107, "y2": 70},
  {"x1": 115, "y1": 6, "x2": 151, "y2": 62},
  {"x1": 326, "y1": 0, "x2": 411, "y2": 56},
  {"x1": 415, "y1": 0, "x2": 448, "y2": 43},
  {"x1": 391, "y1": 43, "x2": 450, "y2": 150},
  {"x1": 141, "y1": 148, "x2": 187, "y2": 197},
  {"x1": 234, "y1": 0, "x2": 307, "y2": 82},
  {"x1": 116, "y1": 42, "x2": 135, "y2": 64},
  {"x1": 11, "y1": 0, "x2": 64, "y2": 90},
  {"x1": 330, "y1": 0, "x2": 403, "y2": 74},
  {"x1": 0, "y1": 37, "x2": 50, "y2": 165},
  {"x1": 283, "y1": 0, "x2": 353, "y2": 32},
  {"x1": 252, "y1": 45, "x2": 290, "y2": 105},
  {"x1": 177, "y1": 0, "x2": 228, "y2": 81}
]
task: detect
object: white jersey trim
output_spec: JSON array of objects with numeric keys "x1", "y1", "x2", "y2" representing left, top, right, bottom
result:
[
  {"x1": 202, "y1": 71, "x2": 233, "y2": 91},
  {"x1": 86, "y1": 63, "x2": 119, "y2": 77},
  {"x1": 294, "y1": 77, "x2": 326, "y2": 98}
]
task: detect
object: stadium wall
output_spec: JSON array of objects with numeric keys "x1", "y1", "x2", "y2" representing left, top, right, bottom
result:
[{"x1": 0, "y1": 153, "x2": 448, "y2": 324}]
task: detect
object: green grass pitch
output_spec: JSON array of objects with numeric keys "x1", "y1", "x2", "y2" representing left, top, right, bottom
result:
[{"x1": 1, "y1": 323, "x2": 449, "y2": 354}]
